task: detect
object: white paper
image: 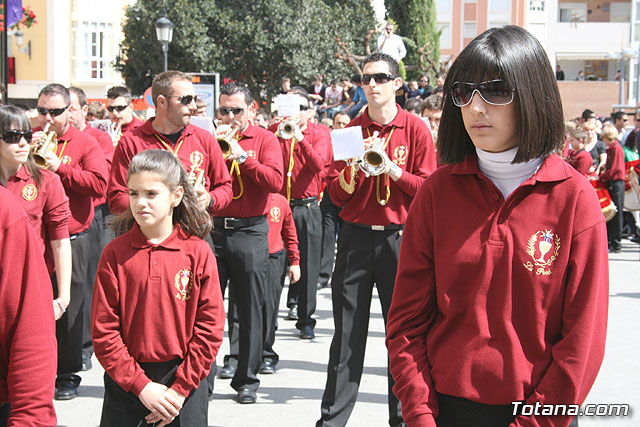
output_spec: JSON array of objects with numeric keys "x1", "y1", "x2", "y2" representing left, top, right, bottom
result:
[
  {"x1": 89, "y1": 119, "x2": 112, "y2": 133},
  {"x1": 330, "y1": 126, "x2": 364, "y2": 161},
  {"x1": 190, "y1": 116, "x2": 215, "y2": 134},
  {"x1": 275, "y1": 94, "x2": 300, "y2": 117}
]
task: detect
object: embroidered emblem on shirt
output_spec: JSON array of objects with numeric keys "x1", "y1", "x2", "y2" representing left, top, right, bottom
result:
[
  {"x1": 174, "y1": 268, "x2": 193, "y2": 301},
  {"x1": 21, "y1": 184, "x2": 38, "y2": 201},
  {"x1": 190, "y1": 151, "x2": 204, "y2": 168},
  {"x1": 523, "y1": 229, "x2": 560, "y2": 276},
  {"x1": 270, "y1": 206, "x2": 281, "y2": 223},
  {"x1": 393, "y1": 145, "x2": 408, "y2": 165},
  {"x1": 246, "y1": 150, "x2": 256, "y2": 159},
  {"x1": 61, "y1": 155, "x2": 72, "y2": 165}
]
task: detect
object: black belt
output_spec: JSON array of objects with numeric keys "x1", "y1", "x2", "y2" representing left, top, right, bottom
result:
[
  {"x1": 290, "y1": 196, "x2": 318, "y2": 207},
  {"x1": 348, "y1": 221, "x2": 404, "y2": 232},
  {"x1": 69, "y1": 229, "x2": 90, "y2": 240},
  {"x1": 213, "y1": 215, "x2": 266, "y2": 230}
]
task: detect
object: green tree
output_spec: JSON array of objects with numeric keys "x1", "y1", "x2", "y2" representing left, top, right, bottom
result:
[{"x1": 384, "y1": 0, "x2": 440, "y2": 80}]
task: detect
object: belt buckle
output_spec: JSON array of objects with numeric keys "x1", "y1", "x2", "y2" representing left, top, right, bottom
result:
[
  {"x1": 371, "y1": 225, "x2": 385, "y2": 231},
  {"x1": 224, "y1": 218, "x2": 235, "y2": 230}
]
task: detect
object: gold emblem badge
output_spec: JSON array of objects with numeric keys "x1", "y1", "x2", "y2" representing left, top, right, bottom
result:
[
  {"x1": 21, "y1": 184, "x2": 38, "y2": 201},
  {"x1": 393, "y1": 145, "x2": 408, "y2": 165},
  {"x1": 61, "y1": 155, "x2": 72, "y2": 165},
  {"x1": 270, "y1": 206, "x2": 281, "y2": 223},
  {"x1": 523, "y1": 229, "x2": 560, "y2": 276},
  {"x1": 174, "y1": 268, "x2": 193, "y2": 301},
  {"x1": 246, "y1": 150, "x2": 256, "y2": 159},
  {"x1": 190, "y1": 151, "x2": 204, "y2": 168}
]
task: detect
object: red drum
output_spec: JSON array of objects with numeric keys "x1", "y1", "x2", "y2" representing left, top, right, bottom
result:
[
  {"x1": 625, "y1": 165, "x2": 640, "y2": 211},
  {"x1": 624, "y1": 159, "x2": 639, "y2": 192},
  {"x1": 590, "y1": 179, "x2": 617, "y2": 222}
]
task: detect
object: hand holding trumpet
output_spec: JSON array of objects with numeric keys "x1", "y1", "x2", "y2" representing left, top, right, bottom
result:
[
  {"x1": 215, "y1": 125, "x2": 247, "y2": 161},
  {"x1": 358, "y1": 132, "x2": 402, "y2": 180}
]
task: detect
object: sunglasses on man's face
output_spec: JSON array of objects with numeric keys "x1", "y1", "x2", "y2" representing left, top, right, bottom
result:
[
  {"x1": 219, "y1": 107, "x2": 245, "y2": 116},
  {"x1": 362, "y1": 73, "x2": 396, "y2": 85},
  {"x1": 2, "y1": 129, "x2": 33, "y2": 144},
  {"x1": 299, "y1": 105, "x2": 311, "y2": 111},
  {"x1": 107, "y1": 105, "x2": 128, "y2": 113},
  {"x1": 169, "y1": 94, "x2": 198, "y2": 105},
  {"x1": 36, "y1": 105, "x2": 69, "y2": 117},
  {"x1": 451, "y1": 79, "x2": 515, "y2": 107}
]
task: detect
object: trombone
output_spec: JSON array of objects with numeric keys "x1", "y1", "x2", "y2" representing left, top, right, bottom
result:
[{"x1": 32, "y1": 123, "x2": 58, "y2": 169}]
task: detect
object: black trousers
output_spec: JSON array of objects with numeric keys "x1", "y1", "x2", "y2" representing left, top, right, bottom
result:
[
  {"x1": 56, "y1": 230, "x2": 91, "y2": 377},
  {"x1": 319, "y1": 189, "x2": 342, "y2": 287},
  {"x1": 607, "y1": 180, "x2": 625, "y2": 248},
  {"x1": 100, "y1": 359, "x2": 207, "y2": 427},
  {"x1": 286, "y1": 202, "x2": 322, "y2": 331},
  {"x1": 83, "y1": 206, "x2": 105, "y2": 357},
  {"x1": 318, "y1": 222, "x2": 404, "y2": 427},
  {"x1": 212, "y1": 217, "x2": 268, "y2": 392}
]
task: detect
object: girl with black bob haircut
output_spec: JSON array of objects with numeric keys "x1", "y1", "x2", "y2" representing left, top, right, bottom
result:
[{"x1": 386, "y1": 26, "x2": 608, "y2": 427}]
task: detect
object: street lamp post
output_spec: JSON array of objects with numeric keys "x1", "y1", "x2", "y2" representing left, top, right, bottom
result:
[
  {"x1": 608, "y1": 49, "x2": 638, "y2": 107},
  {"x1": 154, "y1": 16, "x2": 174, "y2": 72}
]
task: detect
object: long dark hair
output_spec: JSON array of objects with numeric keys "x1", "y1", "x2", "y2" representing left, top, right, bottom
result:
[
  {"x1": 0, "y1": 105, "x2": 41, "y2": 184},
  {"x1": 438, "y1": 26, "x2": 565, "y2": 164},
  {"x1": 112, "y1": 149, "x2": 212, "y2": 238}
]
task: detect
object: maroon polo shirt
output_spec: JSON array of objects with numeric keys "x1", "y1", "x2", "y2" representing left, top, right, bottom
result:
[
  {"x1": 121, "y1": 116, "x2": 145, "y2": 134},
  {"x1": 600, "y1": 141, "x2": 625, "y2": 182},
  {"x1": 567, "y1": 149, "x2": 592, "y2": 177},
  {"x1": 0, "y1": 187, "x2": 57, "y2": 425},
  {"x1": 216, "y1": 123, "x2": 283, "y2": 218},
  {"x1": 267, "y1": 193, "x2": 300, "y2": 265},
  {"x1": 108, "y1": 119, "x2": 233, "y2": 215},
  {"x1": 328, "y1": 105, "x2": 437, "y2": 225},
  {"x1": 92, "y1": 224, "x2": 225, "y2": 398},
  {"x1": 386, "y1": 154, "x2": 609, "y2": 427},
  {"x1": 4, "y1": 167, "x2": 70, "y2": 274},
  {"x1": 84, "y1": 122, "x2": 115, "y2": 207}
]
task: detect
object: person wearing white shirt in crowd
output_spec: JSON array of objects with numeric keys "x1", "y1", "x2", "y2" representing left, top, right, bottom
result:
[{"x1": 377, "y1": 21, "x2": 406, "y2": 63}]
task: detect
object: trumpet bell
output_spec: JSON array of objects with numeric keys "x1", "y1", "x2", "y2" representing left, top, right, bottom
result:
[
  {"x1": 216, "y1": 127, "x2": 238, "y2": 159},
  {"x1": 217, "y1": 138, "x2": 232, "y2": 159},
  {"x1": 277, "y1": 117, "x2": 300, "y2": 140},
  {"x1": 32, "y1": 124, "x2": 58, "y2": 169}
]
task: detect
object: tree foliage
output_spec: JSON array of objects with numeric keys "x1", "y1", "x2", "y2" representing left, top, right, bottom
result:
[{"x1": 115, "y1": 0, "x2": 376, "y2": 102}]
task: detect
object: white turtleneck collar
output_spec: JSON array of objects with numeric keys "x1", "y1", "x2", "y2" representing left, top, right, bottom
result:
[{"x1": 475, "y1": 146, "x2": 543, "y2": 200}]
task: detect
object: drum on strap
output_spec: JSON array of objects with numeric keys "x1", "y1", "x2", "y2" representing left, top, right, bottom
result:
[
  {"x1": 590, "y1": 179, "x2": 617, "y2": 222},
  {"x1": 624, "y1": 160, "x2": 640, "y2": 211}
]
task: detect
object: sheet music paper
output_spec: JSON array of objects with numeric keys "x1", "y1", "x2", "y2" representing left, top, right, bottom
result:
[
  {"x1": 190, "y1": 116, "x2": 215, "y2": 134},
  {"x1": 275, "y1": 95, "x2": 300, "y2": 117},
  {"x1": 331, "y1": 126, "x2": 364, "y2": 161}
]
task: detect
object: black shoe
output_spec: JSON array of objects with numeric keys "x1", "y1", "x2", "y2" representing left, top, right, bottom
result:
[
  {"x1": 300, "y1": 325, "x2": 315, "y2": 339},
  {"x1": 219, "y1": 363, "x2": 236, "y2": 379},
  {"x1": 260, "y1": 360, "x2": 276, "y2": 375},
  {"x1": 286, "y1": 304, "x2": 298, "y2": 321},
  {"x1": 81, "y1": 354, "x2": 92, "y2": 371},
  {"x1": 54, "y1": 378, "x2": 78, "y2": 400},
  {"x1": 237, "y1": 387, "x2": 256, "y2": 404},
  {"x1": 631, "y1": 235, "x2": 640, "y2": 244}
]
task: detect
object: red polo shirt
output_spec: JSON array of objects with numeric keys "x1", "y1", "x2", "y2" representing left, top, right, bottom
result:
[
  {"x1": 270, "y1": 120, "x2": 332, "y2": 200},
  {"x1": 267, "y1": 193, "x2": 300, "y2": 265},
  {"x1": 121, "y1": 116, "x2": 145, "y2": 134},
  {"x1": 84, "y1": 122, "x2": 115, "y2": 207},
  {"x1": 600, "y1": 141, "x2": 625, "y2": 182},
  {"x1": 0, "y1": 187, "x2": 57, "y2": 426},
  {"x1": 34, "y1": 125, "x2": 109, "y2": 234},
  {"x1": 386, "y1": 154, "x2": 609, "y2": 427},
  {"x1": 4, "y1": 167, "x2": 70, "y2": 274},
  {"x1": 216, "y1": 124, "x2": 283, "y2": 218},
  {"x1": 108, "y1": 119, "x2": 233, "y2": 215},
  {"x1": 567, "y1": 149, "x2": 592, "y2": 177},
  {"x1": 92, "y1": 224, "x2": 225, "y2": 398},
  {"x1": 328, "y1": 105, "x2": 437, "y2": 225}
]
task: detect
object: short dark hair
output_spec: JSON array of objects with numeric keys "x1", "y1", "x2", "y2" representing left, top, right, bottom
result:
[
  {"x1": 351, "y1": 74, "x2": 362, "y2": 84},
  {"x1": 612, "y1": 111, "x2": 627, "y2": 122},
  {"x1": 106, "y1": 86, "x2": 132, "y2": 103},
  {"x1": 422, "y1": 94, "x2": 442, "y2": 112},
  {"x1": 334, "y1": 110, "x2": 350, "y2": 120},
  {"x1": 288, "y1": 86, "x2": 312, "y2": 106},
  {"x1": 38, "y1": 84, "x2": 70, "y2": 105},
  {"x1": 220, "y1": 81, "x2": 254, "y2": 106},
  {"x1": 151, "y1": 71, "x2": 191, "y2": 105},
  {"x1": 88, "y1": 101, "x2": 107, "y2": 119},
  {"x1": 281, "y1": 76, "x2": 291, "y2": 83},
  {"x1": 363, "y1": 52, "x2": 400, "y2": 79},
  {"x1": 256, "y1": 108, "x2": 271, "y2": 121},
  {"x1": 581, "y1": 109, "x2": 594, "y2": 121},
  {"x1": 404, "y1": 98, "x2": 422, "y2": 114},
  {"x1": 438, "y1": 25, "x2": 564, "y2": 164},
  {"x1": 68, "y1": 87, "x2": 87, "y2": 107}
]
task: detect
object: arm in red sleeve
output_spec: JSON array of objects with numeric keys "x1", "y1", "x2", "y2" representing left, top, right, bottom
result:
[
  {"x1": 393, "y1": 127, "x2": 436, "y2": 198},
  {"x1": 511, "y1": 220, "x2": 609, "y2": 427},
  {"x1": 205, "y1": 140, "x2": 233, "y2": 215},
  {"x1": 327, "y1": 161, "x2": 365, "y2": 207},
  {"x1": 385, "y1": 183, "x2": 439, "y2": 426},
  {"x1": 1, "y1": 215, "x2": 57, "y2": 426},
  {"x1": 57, "y1": 138, "x2": 108, "y2": 198},
  {"x1": 241, "y1": 135, "x2": 284, "y2": 193},
  {"x1": 298, "y1": 125, "x2": 331, "y2": 174},
  {"x1": 281, "y1": 204, "x2": 300, "y2": 265},
  {"x1": 107, "y1": 135, "x2": 136, "y2": 215},
  {"x1": 171, "y1": 249, "x2": 226, "y2": 396},
  {"x1": 600, "y1": 145, "x2": 625, "y2": 182},
  {"x1": 43, "y1": 173, "x2": 70, "y2": 241},
  {"x1": 91, "y1": 254, "x2": 152, "y2": 396},
  {"x1": 95, "y1": 130, "x2": 115, "y2": 169}
]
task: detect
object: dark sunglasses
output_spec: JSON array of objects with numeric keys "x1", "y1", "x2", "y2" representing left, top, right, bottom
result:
[
  {"x1": 36, "y1": 105, "x2": 69, "y2": 117},
  {"x1": 107, "y1": 105, "x2": 128, "y2": 112},
  {"x1": 2, "y1": 129, "x2": 33, "y2": 144},
  {"x1": 362, "y1": 73, "x2": 397, "y2": 85},
  {"x1": 169, "y1": 94, "x2": 198, "y2": 105},
  {"x1": 299, "y1": 105, "x2": 311, "y2": 111},
  {"x1": 451, "y1": 79, "x2": 515, "y2": 107},
  {"x1": 220, "y1": 107, "x2": 245, "y2": 116}
]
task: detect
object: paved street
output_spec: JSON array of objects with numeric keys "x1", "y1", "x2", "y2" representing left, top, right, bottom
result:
[{"x1": 54, "y1": 240, "x2": 639, "y2": 427}]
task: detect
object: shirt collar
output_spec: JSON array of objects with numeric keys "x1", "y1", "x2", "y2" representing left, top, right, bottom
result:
[
  {"x1": 129, "y1": 223, "x2": 185, "y2": 250},
  {"x1": 14, "y1": 165, "x2": 30, "y2": 181},
  {"x1": 451, "y1": 153, "x2": 572, "y2": 183},
  {"x1": 360, "y1": 104, "x2": 408, "y2": 132},
  {"x1": 240, "y1": 122, "x2": 257, "y2": 139},
  {"x1": 58, "y1": 124, "x2": 80, "y2": 142},
  {"x1": 141, "y1": 118, "x2": 195, "y2": 139}
]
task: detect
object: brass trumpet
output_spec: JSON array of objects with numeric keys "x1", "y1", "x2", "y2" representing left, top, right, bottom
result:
[
  {"x1": 360, "y1": 131, "x2": 387, "y2": 177},
  {"x1": 216, "y1": 127, "x2": 239, "y2": 159},
  {"x1": 187, "y1": 164, "x2": 205, "y2": 190},
  {"x1": 277, "y1": 117, "x2": 300, "y2": 140},
  {"x1": 32, "y1": 123, "x2": 58, "y2": 169}
]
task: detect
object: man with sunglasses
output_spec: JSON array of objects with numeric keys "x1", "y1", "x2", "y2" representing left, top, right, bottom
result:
[
  {"x1": 108, "y1": 70, "x2": 232, "y2": 217},
  {"x1": 32, "y1": 83, "x2": 109, "y2": 400},
  {"x1": 212, "y1": 82, "x2": 283, "y2": 404},
  {"x1": 106, "y1": 86, "x2": 144, "y2": 140},
  {"x1": 317, "y1": 53, "x2": 436, "y2": 427}
]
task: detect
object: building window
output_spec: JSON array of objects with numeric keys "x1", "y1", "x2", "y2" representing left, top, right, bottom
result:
[
  {"x1": 436, "y1": 0, "x2": 452, "y2": 14},
  {"x1": 558, "y1": 3, "x2": 587, "y2": 23},
  {"x1": 71, "y1": 21, "x2": 114, "y2": 81},
  {"x1": 439, "y1": 23, "x2": 452, "y2": 49},
  {"x1": 463, "y1": 22, "x2": 477, "y2": 38},
  {"x1": 530, "y1": 0, "x2": 544, "y2": 12},
  {"x1": 610, "y1": 2, "x2": 631, "y2": 22}
]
